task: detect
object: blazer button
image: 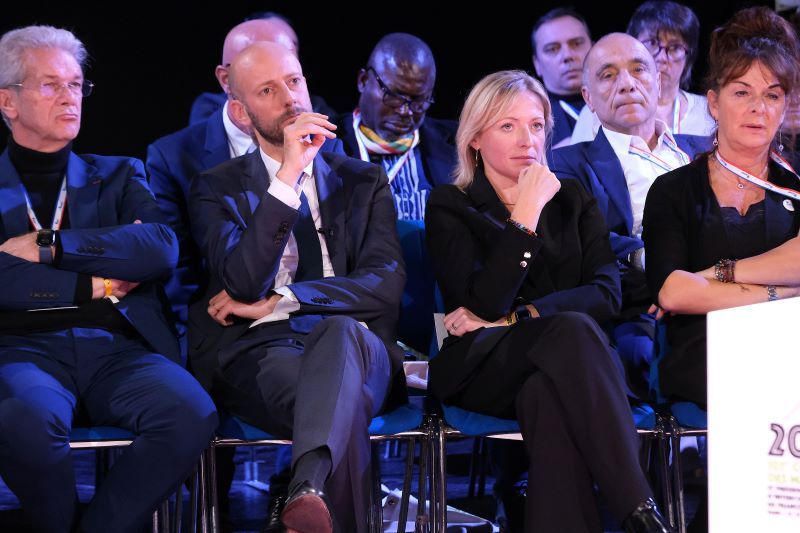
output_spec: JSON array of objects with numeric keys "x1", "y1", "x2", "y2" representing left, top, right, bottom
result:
[
  {"x1": 523, "y1": 251, "x2": 531, "y2": 259},
  {"x1": 311, "y1": 297, "x2": 321, "y2": 303},
  {"x1": 520, "y1": 260, "x2": 528, "y2": 268}
]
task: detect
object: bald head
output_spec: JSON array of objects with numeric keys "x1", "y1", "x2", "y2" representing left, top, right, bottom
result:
[
  {"x1": 357, "y1": 33, "x2": 437, "y2": 141},
  {"x1": 216, "y1": 18, "x2": 299, "y2": 94},
  {"x1": 368, "y1": 33, "x2": 436, "y2": 80},
  {"x1": 581, "y1": 33, "x2": 660, "y2": 136},
  {"x1": 228, "y1": 42, "x2": 311, "y2": 151}
]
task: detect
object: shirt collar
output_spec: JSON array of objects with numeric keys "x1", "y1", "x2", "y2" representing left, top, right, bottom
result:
[
  {"x1": 259, "y1": 149, "x2": 314, "y2": 186},
  {"x1": 221, "y1": 100, "x2": 255, "y2": 156},
  {"x1": 601, "y1": 119, "x2": 673, "y2": 158}
]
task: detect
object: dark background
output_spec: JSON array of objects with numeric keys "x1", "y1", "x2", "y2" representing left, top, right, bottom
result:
[{"x1": 1, "y1": 1, "x2": 775, "y2": 160}]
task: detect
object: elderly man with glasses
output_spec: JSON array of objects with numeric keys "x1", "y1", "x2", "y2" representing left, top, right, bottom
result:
[
  {"x1": 0, "y1": 25, "x2": 217, "y2": 533},
  {"x1": 336, "y1": 32, "x2": 457, "y2": 221}
]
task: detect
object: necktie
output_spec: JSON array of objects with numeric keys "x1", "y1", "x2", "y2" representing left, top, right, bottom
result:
[{"x1": 293, "y1": 189, "x2": 324, "y2": 282}]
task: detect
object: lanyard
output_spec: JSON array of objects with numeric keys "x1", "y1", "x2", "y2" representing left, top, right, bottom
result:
[
  {"x1": 628, "y1": 134, "x2": 690, "y2": 174},
  {"x1": 24, "y1": 176, "x2": 68, "y2": 231},
  {"x1": 672, "y1": 94, "x2": 681, "y2": 134},
  {"x1": 715, "y1": 150, "x2": 800, "y2": 202},
  {"x1": 352, "y1": 113, "x2": 418, "y2": 184},
  {"x1": 559, "y1": 100, "x2": 580, "y2": 122}
]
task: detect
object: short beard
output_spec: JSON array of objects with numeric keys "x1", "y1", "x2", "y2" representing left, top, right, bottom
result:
[{"x1": 247, "y1": 105, "x2": 309, "y2": 146}]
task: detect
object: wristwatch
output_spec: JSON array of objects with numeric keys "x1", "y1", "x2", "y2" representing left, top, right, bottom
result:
[{"x1": 36, "y1": 229, "x2": 56, "y2": 264}]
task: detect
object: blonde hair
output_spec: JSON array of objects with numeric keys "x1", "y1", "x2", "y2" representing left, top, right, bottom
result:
[{"x1": 454, "y1": 70, "x2": 553, "y2": 190}]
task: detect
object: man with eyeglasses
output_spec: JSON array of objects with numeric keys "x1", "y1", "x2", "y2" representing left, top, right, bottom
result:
[
  {"x1": 336, "y1": 33, "x2": 457, "y2": 221},
  {"x1": 530, "y1": 7, "x2": 593, "y2": 148},
  {"x1": 0, "y1": 25, "x2": 217, "y2": 532},
  {"x1": 550, "y1": 33, "x2": 711, "y2": 399}
]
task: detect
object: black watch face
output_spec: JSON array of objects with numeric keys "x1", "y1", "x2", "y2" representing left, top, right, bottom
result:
[{"x1": 36, "y1": 229, "x2": 55, "y2": 246}]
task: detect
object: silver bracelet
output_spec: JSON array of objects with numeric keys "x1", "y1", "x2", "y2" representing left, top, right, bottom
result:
[{"x1": 767, "y1": 285, "x2": 779, "y2": 302}]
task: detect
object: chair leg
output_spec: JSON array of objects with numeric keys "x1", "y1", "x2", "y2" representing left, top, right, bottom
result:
[
  {"x1": 174, "y1": 481, "x2": 183, "y2": 533},
  {"x1": 435, "y1": 418, "x2": 447, "y2": 533},
  {"x1": 369, "y1": 442, "x2": 384, "y2": 533},
  {"x1": 467, "y1": 438, "x2": 480, "y2": 499},
  {"x1": 205, "y1": 445, "x2": 217, "y2": 533},
  {"x1": 152, "y1": 508, "x2": 160, "y2": 533},
  {"x1": 416, "y1": 419, "x2": 430, "y2": 533},
  {"x1": 670, "y1": 421, "x2": 687, "y2": 533},
  {"x1": 188, "y1": 463, "x2": 199, "y2": 533},
  {"x1": 477, "y1": 438, "x2": 488, "y2": 499},
  {"x1": 160, "y1": 500, "x2": 170, "y2": 533},
  {"x1": 196, "y1": 447, "x2": 209, "y2": 533},
  {"x1": 657, "y1": 419, "x2": 676, "y2": 531},
  {"x1": 397, "y1": 437, "x2": 415, "y2": 533}
]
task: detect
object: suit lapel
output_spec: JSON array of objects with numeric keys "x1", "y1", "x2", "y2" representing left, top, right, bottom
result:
[
  {"x1": 586, "y1": 130, "x2": 634, "y2": 233},
  {"x1": 0, "y1": 150, "x2": 31, "y2": 237},
  {"x1": 202, "y1": 108, "x2": 231, "y2": 169},
  {"x1": 314, "y1": 154, "x2": 347, "y2": 276},
  {"x1": 239, "y1": 151, "x2": 268, "y2": 217},
  {"x1": 66, "y1": 153, "x2": 102, "y2": 229}
]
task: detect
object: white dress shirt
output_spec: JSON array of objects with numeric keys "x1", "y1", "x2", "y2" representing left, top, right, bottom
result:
[
  {"x1": 602, "y1": 121, "x2": 688, "y2": 235},
  {"x1": 250, "y1": 150, "x2": 335, "y2": 327},
  {"x1": 221, "y1": 101, "x2": 257, "y2": 158}
]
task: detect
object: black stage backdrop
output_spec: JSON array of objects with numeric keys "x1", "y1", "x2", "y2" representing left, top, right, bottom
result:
[{"x1": 1, "y1": 1, "x2": 774, "y2": 160}]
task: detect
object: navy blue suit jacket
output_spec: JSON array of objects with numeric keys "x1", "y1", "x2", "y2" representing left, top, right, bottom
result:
[
  {"x1": 0, "y1": 150, "x2": 180, "y2": 362},
  {"x1": 337, "y1": 113, "x2": 458, "y2": 188},
  {"x1": 187, "y1": 150, "x2": 406, "y2": 397},
  {"x1": 550, "y1": 129, "x2": 713, "y2": 261},
  {"x1": 146, "y1": 108, "x2": 344, "y2": 351}
]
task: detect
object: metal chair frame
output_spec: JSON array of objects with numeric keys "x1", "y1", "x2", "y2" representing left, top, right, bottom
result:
[
  {"x1": 70, "y1": 428, "x2": 205, "y2": 533},
  {"x1": 203, "y1": 422, "x2": 434, "y2": 533}
]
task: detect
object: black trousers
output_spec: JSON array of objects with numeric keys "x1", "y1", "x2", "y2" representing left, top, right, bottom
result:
[
  {"x1": 215, "y1": 316, "x2": 391, "y2": 533},
  {"x1": 452, "y1": 312, "x2": 652, "y2": 532}
]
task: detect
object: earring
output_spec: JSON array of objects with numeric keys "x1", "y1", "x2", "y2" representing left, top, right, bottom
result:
[
  {"x1": 778, "y1": 132, "x2": 785, "y2": 153},
  {"x1": 474, "y1": 149, "x2": 480, "y2": 163},
  {"x1": 713, "y1": 131, "x2": 718, "y2": 148}
]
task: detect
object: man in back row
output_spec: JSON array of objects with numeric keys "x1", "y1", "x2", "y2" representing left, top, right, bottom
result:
[
  {"x1": 551, "y1": 33, "x2": 710, "y2": 397},
  {"x1": 336, "y1": 32, "x2": 457, "y2": 220}
]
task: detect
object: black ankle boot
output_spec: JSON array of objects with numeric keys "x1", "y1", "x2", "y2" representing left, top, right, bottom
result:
[{"x1": 622, "y1": 498, "x2": 673, "y2": 533}]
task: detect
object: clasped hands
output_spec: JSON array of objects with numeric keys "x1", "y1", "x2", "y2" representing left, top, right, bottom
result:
[{"x1": 207, "y1": 290, "x2": 282, "y2": 326}]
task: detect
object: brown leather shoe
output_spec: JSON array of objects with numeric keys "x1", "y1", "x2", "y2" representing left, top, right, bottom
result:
[{"x1": 280, "y1": 482, "x2": 332, "y2": 533}]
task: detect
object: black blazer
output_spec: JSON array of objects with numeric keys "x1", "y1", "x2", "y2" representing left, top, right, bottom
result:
[
  {"x1": 425, "y1": 168, "x2": 621, "y2": 401},
  {"x1": 187, "y1": 150, "x2": 406, "y2": 402},
  {"x1": 642, "y1": 154, "x2": 800, "y2": 403}
]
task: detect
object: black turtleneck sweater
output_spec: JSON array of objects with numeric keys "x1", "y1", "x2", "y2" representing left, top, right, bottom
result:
[{"x1": 1, "y1": 138, "x2": 136, "y2": 336}]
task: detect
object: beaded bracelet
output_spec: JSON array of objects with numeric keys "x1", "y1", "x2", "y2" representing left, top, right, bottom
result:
[
  {"x1": 507, "y1": 218, "x2": 537, "y2": 237},
  {"x1": 714, "y1": 259, "x2": 737, "y2": 283}
]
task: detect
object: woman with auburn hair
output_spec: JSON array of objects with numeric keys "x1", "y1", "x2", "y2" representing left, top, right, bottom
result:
[
  {"x1": 643, "y1": 6, "x2": 800, "y2": 406},
  {"x1": 425, "y1": 70, "x2": 671, "y2": 533}
]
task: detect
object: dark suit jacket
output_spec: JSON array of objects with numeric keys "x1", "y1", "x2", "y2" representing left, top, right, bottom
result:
[
  {"x1": 642, "y1": 154, "x2": 800, "y2": 403},
  {"x1": 146, "y1": 108, "x2": 344, "y2": 349},
  {"x1": 0, "y1": 149, "x2": 180, "y2": 362},
  {"x1": 548, "y1": 93, "x2": 582, "y2": 146},
  {"x1": 189, "y1": 92, "x2": 337, "y2": 125},
  {"x1": 424, "y1": 169, "x2": 621, "y2": 401},
  {"x1": 337, "y1": 112, "x2": 458, "y2": 188},
  {"x1": 550, "y1": 129, "x2": 712, "y2": 315},
  {"x1": 187, "y1": 150, "x2": 406, "y2": 400}
]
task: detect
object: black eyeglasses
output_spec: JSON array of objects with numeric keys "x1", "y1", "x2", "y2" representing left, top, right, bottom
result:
[
  {"x1": 366, "y1": 67, "x2": 433, "y2": 113},
  {"x1": 640, "y1": 39, "x2": 688, "y2": 61}
]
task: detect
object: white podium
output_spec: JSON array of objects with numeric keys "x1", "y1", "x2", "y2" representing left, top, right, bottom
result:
[{"x1": 707, "y1": 296, "x2": 800, "y2": 532}]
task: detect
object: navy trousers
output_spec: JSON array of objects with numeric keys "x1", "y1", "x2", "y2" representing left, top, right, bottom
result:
[{"x1": 0, "y1": 328, "x2": 218, "y2": 533}]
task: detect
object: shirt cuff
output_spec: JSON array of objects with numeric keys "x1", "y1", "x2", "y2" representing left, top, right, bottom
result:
[
  {"x1": 267, "y1": 178, "x2": 301, "y2": 210},
  {"x1": 273, "y1": 285, "x2": 300, "y2": 313}
]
